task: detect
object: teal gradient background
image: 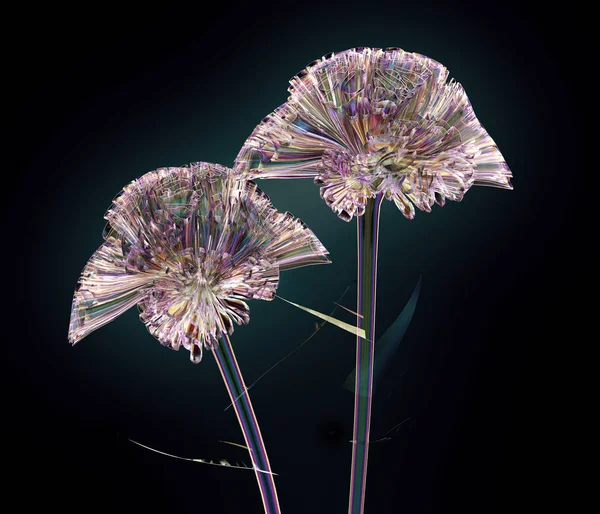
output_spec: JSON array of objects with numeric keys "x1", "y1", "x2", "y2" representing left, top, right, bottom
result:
[{"x1": 7, "y1": 2, "x2": 574, "y2": 513}]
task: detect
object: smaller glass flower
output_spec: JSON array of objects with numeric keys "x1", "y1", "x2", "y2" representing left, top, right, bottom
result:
[
  {"x1": 235, "y1": 47, "x2": 512, "y2": 221},
  {"x1": 68, "y1": 162, "x2": 330, "y2": 362}
]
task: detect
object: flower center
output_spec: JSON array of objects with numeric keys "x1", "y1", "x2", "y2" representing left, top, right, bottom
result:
[
  {"x1": 320, "y1": 135, "x2": 420, "y2": 195},
  {"x1": 190, "y1": 250, "x2": 228, "y2": 296},
  {"x1": 321, "y1": 149, "x2": 383, "y2": 192}
]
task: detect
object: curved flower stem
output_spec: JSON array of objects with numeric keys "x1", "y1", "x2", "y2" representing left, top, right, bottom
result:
[
  {"x1": 348, "y1": 194, "x2": 384, "y2": 514},
  {"x1": 213, "y1": 333, "x2": 281, "y2": 514}
]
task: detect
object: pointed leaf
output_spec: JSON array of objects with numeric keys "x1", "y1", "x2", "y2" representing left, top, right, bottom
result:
[
  {"x1": 276, "y1": 295, "x2": 367, "y2": 339},
  {"x1": 344, "y1": 277, "x2": 421, "y2": 392},
  {"x1": 128, "y1": 439, "x2": 278, "y2": 475}
]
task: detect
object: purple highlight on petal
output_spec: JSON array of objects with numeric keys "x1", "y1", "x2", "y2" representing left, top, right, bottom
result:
[
  {"x1": 68, "y1": 162, "x2": 330, "y2": 361},
  {"x1": 235, "y1": 47, "x2": 512, "y2": 222}
]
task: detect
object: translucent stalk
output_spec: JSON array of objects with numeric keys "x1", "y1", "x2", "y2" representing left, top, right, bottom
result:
[
  {"x1": 213, "y1": 333, "x2": 281, "y2": 514},
  {"x1": 348, "y1": 194, "x2": 383, "y2": 514}
]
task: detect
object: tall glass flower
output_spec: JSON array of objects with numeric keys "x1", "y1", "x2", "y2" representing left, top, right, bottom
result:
[
  {"x1": 68, "y1": 162, "x2": 330, "y2": 514},
  {"x1": 234, "y1": 47, "x2": 512, "y2": 514}
]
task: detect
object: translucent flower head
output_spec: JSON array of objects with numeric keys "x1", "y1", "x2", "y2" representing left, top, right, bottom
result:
[
  {"x1": 68, "y1": 163, "x2": 330, "y2": 363},
  {"x1": 235, "y1": 47, "x2": 512, "y2": 221}
]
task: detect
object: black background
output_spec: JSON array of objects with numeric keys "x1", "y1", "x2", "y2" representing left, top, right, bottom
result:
[{"x1": 7, "y1": 1, "x2": 575, "y2": 513}]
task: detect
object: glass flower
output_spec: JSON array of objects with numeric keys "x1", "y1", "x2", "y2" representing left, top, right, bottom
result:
[
  {"x1": 68, "y1": 162, "x2": 330, "y2": 363},
  {"x1": 234, "y1": 47, "x2": 513, "y2": 514},
  {"x1": 235, "y1": 47, "x2": 512, "y2": 221}
]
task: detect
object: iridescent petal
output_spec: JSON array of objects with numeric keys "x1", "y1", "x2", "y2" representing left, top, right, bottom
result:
[
  {"x1": 69, "y1": 163, "x2": 330, "y2": 362},
  {"x1": 68, "y1": 236, "x2": 156, "y2": 344},
  {"x1": 235, "y1": 47, "x2": 512, "y2": 221}
]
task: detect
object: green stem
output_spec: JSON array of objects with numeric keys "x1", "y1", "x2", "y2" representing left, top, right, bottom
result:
[
  {"x1": 348, "y1": 195, "x2": 383, "y2": 514},
  {"x1": 213, "y1": 334, "x2": 281, "y2": 514}
]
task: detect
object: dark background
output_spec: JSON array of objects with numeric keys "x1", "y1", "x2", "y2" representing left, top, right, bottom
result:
[{"x1": 7, "y1": 2, "x2": 575, "y2": 513}]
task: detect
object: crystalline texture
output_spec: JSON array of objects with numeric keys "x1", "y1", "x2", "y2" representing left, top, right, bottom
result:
[
  {"x1": 235, "y1": 47, "x2": 512, "y2": 221},
  {"x1": 69, "y1": 163, "x2": 330, "y2": 362}
]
